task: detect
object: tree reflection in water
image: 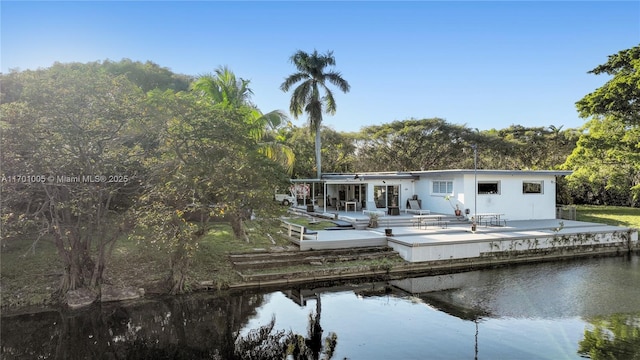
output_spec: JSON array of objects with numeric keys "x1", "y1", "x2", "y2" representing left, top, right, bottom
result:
[
  {"x1": 232, "y1": 296, "x2": 338, "y2": 360},
  {"x1": 1, "y1": 293, "x2": 338, "y2": 360},
  {"x1": 578, "y1": 312, "x2": 640, "y2": 359}
]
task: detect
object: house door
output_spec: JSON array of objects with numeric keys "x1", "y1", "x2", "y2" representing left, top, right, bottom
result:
[{"x1": 374, "y1": 185, "x2": 400, "y2": 208}]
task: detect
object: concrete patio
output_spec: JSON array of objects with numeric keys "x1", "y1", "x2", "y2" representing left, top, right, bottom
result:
[{"x1": 285, "y1": 207, "x2": 638, "y2": 262}]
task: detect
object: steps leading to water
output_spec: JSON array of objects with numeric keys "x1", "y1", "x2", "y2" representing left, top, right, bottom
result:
[{"x1": 230, "y1": 246, "x2": 398, "y2": 268}]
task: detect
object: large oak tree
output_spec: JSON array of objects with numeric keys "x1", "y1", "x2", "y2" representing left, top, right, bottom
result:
[
  {"x1": 1, "y1": 63, "x2": 145, "y2": 295},
  {"x1": 566, "y1": 45, "x2": 640, "y2": 205}
]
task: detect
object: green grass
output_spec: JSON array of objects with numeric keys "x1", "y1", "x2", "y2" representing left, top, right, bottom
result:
[
  {"x1": 576, "y1": 205, "x2": 640, "y2": 228},
  {"x1": 0, "y1": 237, "x2": 62, "y2": 308},
  {"x1": 1, "y1": 220, "x2": 293, "y2": 309},
  {"x1": 285, "y1": 217, "x2": 336, "y2": 230},
  {"x1": 189, "y1": 223, "x2": 291, "y2": 290}
]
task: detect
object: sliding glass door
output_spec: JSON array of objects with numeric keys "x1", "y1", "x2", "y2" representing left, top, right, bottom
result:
[{"x1": 373, "y1": 185, "x2": 399, "y2": 208}]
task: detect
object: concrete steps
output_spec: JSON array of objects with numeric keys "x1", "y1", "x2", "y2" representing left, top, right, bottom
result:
[
  {"x1": 380, "y1": 214, "x2": 468, "y2": 228},
  {"x1": 229, "y1": 246, "x2": 402, "y2": 282}
]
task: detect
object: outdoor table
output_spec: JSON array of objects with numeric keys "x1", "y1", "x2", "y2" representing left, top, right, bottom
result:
[
  {"x1": 345, "y1": 201, "x2": 357, "y2": 212},
  {"x1": 414, "y1": 214, "x2": 444, "y2": 229},
  {"x1": 474, "y1": 213, "x2": 505, "y2": 227}
]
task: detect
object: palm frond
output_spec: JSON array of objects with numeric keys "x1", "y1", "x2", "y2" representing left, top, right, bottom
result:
[
  {"x1": 280, "y1": 72, "x2": 309, "y2": 92},
  {"x1": 325, "y1": 71, "x2": 351, "y2": 93},
  {"x1": 260, "y1": 110, "x2": 289, "y2": 130},
  {"x1": 289, "y1": 80, "x2": 313, "y2": 117},
  {"x1": 258, "y1": 142, "x2": 295, "y2": 174},
  {"x1": 321, "y1": 87, "x2": 337, "y2": 115}
]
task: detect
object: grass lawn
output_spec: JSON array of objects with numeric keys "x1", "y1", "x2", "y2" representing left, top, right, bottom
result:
[
  {"x1": 1, "y1": 220, "x2": 292, "y2": 309},
  {"x1": 576, "y1": 205, "x2": 640, "y2": 228},
  {"x1": 0, "y1": 237, "x2": 62, "y2": 309},
  {"x1": 285, "y1": 216, "x2": 336, "y2": 230}
]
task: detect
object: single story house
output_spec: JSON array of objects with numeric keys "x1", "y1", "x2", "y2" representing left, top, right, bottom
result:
[{"x1": 292, "y1": 169, "x2": 572, "y2": 221}]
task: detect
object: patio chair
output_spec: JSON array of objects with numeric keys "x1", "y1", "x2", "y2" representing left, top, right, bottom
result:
[
  {"x1": 406, "y1": 199, "x2": 430, "y2": 215},
  {"x1": 363, "y1": 201, "x2": 385, "y2": 216}
]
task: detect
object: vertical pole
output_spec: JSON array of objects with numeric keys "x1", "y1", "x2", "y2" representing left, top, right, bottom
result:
[
  {"x1": 472, "y1": 144, "x2": 478, "y2": 232},
  {"x1": 473, "y1": 144, "x2": 477, "y2": 217}
]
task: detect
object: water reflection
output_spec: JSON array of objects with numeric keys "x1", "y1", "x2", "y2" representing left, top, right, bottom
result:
[
  {"x1": 394, "y1": 255, "x2": 640, "y2": 320},
  {"x1": 2, "y1": 256, "x2": 639, "y2": 359},
  {"x1": 579, "y1": 313, "x2": 640, "y2": 359},
  {"x1": 234, "y1": 297, "x2": 338, "y2": 360},
  {"x1": 1, "y1": 292, "x2": 264, "y2": 359}
]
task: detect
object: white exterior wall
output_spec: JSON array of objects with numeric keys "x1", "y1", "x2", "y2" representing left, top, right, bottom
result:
[
  {"x1": 324, "y1": 171, "x2": 560, "y2": 219},
  {"x1": 466, "y1": 173, "x2": 557, "y2": 220},
  {"x1": 388, "y1": 229, "x2": 636, "y2": 262},
  {"x1": 419, "y1": 174, "x2": 466, "y2": 215},
  {"x1": 412, "y1": 173, "x2": 558, "y2": 220}
]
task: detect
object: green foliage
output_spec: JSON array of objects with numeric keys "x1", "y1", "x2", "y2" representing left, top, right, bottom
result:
[
  {"x1": 578, "y1": 313, "x2": 640, "y2": 360},
  {"x1": 576, "y1": 45, "x2": 640, "y2": 125},
  {"x1": 348, "y1": 119, "x2": 578, "y2": 173},
  {"x1": 567, "y1": 45, "x2": 640, "y2": 206},
  {"x1": 285, "y1": 126, "x2": 356, "y2": 178},
  {"x1": 355, "y1": 118, "x2": 473, "y2": 171},
  {"x1": 133, "y1": 80, "x2": 293, "y2": 293},
  {"x1": 191, "y1": 66, "x2": 253, "y2": 108},
  {"x1": 0, "y1": 235, "x2": 61, "y2": 308},
  {"x1": 102, "y1": 58, "x2": 192, "y2": 92},
  {"x1": 192, "y1": 66, "x2": 295, "y2": 173},
  {"x1": 576, "y1": 205, "x2": 640, "y2": 228},
  {"x1": 0, "y1": 62, "x2": 146, "y2": 293},
  {"x1": 565, "y1": 116, "x2": 640, "y2": 206}
]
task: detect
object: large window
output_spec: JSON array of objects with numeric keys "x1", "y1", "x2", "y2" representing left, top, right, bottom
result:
[
  {"x1": 523, "y1": 181, "x2": 543, "y2": 194},
  {"x1": 478, "y1": 181, "x2": 500, "y2": 194},
  {"x1": 432, "y1": 180, "x2": 453, "y2": 195}
]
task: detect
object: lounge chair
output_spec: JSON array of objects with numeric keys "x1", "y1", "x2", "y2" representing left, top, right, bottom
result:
[
  {"x1": 363, "y1": 201, "x2": 385, "y2": 216},
  {"x1": 406, "y1": 199, "x2": 430, "y2": 215}
]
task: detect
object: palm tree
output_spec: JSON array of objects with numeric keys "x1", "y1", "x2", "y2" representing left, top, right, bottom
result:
[
  {"x1": 191, "y1": 66, "x2": 295, "y2": 173},
  {"x1": 191, "y1": 65, "x2": 253, "y2": 107},
  {"x1": 281, "y1": 50, "x2": 350, "y2": 179}
]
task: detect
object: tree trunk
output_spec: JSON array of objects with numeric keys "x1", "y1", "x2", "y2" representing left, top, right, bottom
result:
[
  {"x1": 54, "y1": 231, "x2": 95, "y2": 294},
  {"x1": 168, "y1": 241, "x2": 190, "y2": 295},
  {"x1": 315, "y1": 127, "x2": 322, "y2": 179},
  {"x1": 230, "y1": 212, "x2": 247, "y2": 241}
]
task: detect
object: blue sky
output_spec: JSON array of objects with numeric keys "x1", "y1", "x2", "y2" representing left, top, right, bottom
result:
[{"x1": 2, "y1": 1, "x2": 639, "y2": 132}]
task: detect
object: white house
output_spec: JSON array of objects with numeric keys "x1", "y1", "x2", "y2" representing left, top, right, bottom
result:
[{"x1": 297, "y1": 169, "x2": 572, "y2": 221}]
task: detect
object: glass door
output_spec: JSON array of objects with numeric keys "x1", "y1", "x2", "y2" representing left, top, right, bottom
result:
[{"x1": 374, "y1": 185, "x2": 399, "y2": 208}]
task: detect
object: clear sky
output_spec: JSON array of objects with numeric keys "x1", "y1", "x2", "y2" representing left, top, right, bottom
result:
[{"x1": 2, "y1": 1, "x2": 639, "y2": 132}]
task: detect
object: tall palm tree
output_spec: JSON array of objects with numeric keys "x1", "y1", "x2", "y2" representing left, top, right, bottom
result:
[
  {"x1": 281, "y1": 50, "x2": 350, "y2": 179},
  {"x1": 191, "y1": 66, "x2": 295, "y2": 173}
]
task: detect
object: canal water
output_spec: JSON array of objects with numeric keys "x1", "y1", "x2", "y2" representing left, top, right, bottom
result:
[{"x1": 2, "y1": 255, "x2": 639, "y2": 359}]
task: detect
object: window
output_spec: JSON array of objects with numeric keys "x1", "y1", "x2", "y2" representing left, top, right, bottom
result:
[
  {"x1": 432, "y1": 180, "x2": 453, "y2": 195},
  {"x1": 478, "y1": 181, "x2": 500, "y2": 194},
  {"x1": 523, "y1": 181, "x2": 543, "y2": 194}
]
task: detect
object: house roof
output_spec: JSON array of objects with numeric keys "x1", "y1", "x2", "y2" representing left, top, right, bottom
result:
[
  {"x1": 292, "y1": 169, "x2": 572, "y2": 183},
  {"x1": 322, "y1": 173, "x2": 419, "y2": 181},
  {"x1": 409, "y1": 169, "x2": 573, "y2": 177}
]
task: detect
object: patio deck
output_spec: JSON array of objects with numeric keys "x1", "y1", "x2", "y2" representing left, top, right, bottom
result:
[{"x1": 287, "y1": 206, "x2": 638, "y2": 261}]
